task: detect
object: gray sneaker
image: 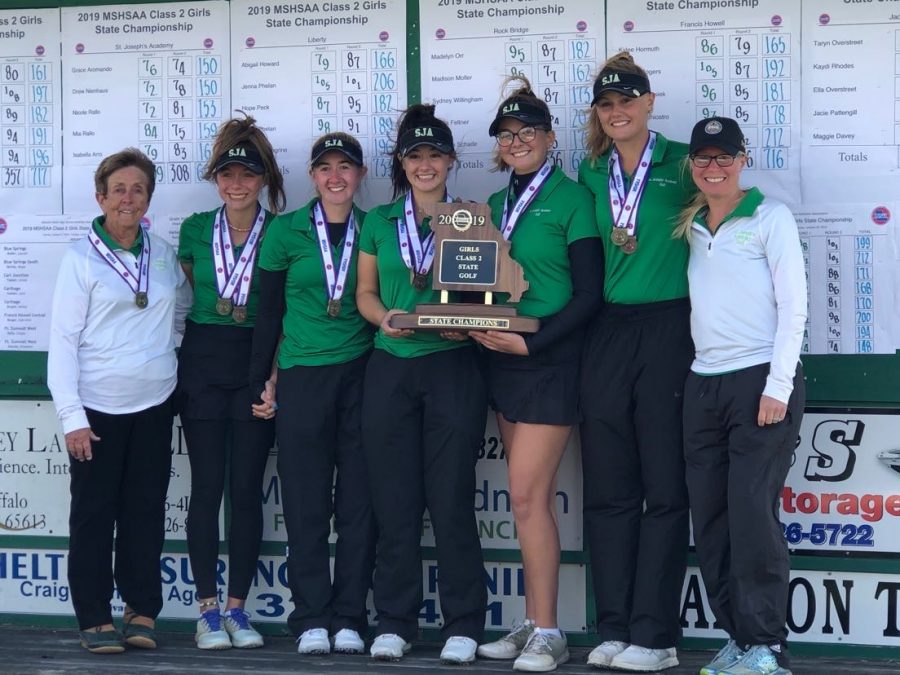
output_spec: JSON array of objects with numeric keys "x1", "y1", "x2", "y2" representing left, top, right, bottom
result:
[
  {"x1": 720, "y1": 645, "x2": 791, "y2": 675},
  {"x1": 513, "y1": 631, "x2": 569, "y2": 672},
  {"x1": 702, "y1": 639, "x2": 744, "y2": 675},
  {"x1": 477, "y1": 621, "x2": 535, "y2": 660}
]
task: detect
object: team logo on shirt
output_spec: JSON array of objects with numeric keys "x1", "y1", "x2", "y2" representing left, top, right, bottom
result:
[{"x1": 734, "y1": 230, "x2": 754, "y2": 245}]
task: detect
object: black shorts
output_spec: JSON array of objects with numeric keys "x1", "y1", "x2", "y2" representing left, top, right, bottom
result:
[
  {"x1": 484, "y1": 327, "x2": 583, "y2": 426},
  {"x1": 176, "y1": 319, "x2": 255, "y2": 421}
]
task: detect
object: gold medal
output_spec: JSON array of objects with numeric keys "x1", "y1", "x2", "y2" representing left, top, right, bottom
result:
[
  {"x1": 134, "y1": 291, "x2": 149, "y2": 309},
  {"x1": 327, "y1": 298, "x2": 342, "y2": 318},
  {"x1": 232, "y1": 306, "x2": 248, "y2": 324},
  {"x1": 610, "y1": 228, "x2": 629, "y2": 246},
  {"x1": 622, "y1": 236, "x2": 638, "y2": 255},
  {"x1": 412, "y1": 272, "x2": 429, "y2": 291},
  {"x1": 216, "y1": 297, "x2": 233, "y2": 315}
]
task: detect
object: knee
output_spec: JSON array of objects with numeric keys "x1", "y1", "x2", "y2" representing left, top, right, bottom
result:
[{"x1": 509, "y1": 485, "x2": 543, "y2": 524}]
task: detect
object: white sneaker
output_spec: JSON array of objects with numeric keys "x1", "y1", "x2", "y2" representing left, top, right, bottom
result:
[
  {"x1": 222, "y1": 608, "x2": 263, "y2": 649},
  {"x1": 195, "y1": 609, "x2": 231, "y2": 650},
  {"x1": 587, "y1": 639, "x2": 629, "y2": 667},
  {"x1": 296, "y1": 627, "x2": 331, "y2": 655},
  {"x1": 440, "y1": 636, "x2": 477, "y2": 665},
  {"x1": 513, "y1": 631, "x2": 569, "y2": 672},
  {"x1": 332, "y1": 628, "x2": 365, "y2": 654},
  {"x1": 370, "y1": 633, "x2": 411, "y2": 660},
  {"x1": 477, "y1": 621, "x2": 535, "y2": 659},
  {"x1": 610, "y1": 645, "x2": 679, "y2": 672}
]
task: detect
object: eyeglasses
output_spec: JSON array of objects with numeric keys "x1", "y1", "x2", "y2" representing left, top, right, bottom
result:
[
  {"x1": 690, "y1": 153, "x2": 741, "y2": 168},
  {"x1": 495, "y1": 126, "x2": 545, "y2": 147}
]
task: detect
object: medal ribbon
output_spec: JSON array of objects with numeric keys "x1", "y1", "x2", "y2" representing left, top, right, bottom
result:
[
  {"x1": 89, "y1": 224, "x2": 150, "y2": 298},
  {"x1": 396, "y1": 192, "x2": 453, "y2": 275},
  {"x1": 607, "y1": 131, "x2": 657, "y2": 237},
  {"x1": 500, "y1": 161, "x2": 553, "y2": 241},
  {"x1": 212, "y1": 204, "x2": 266, "y2": 307},
  {"x1": 313, "y1": 201, "x2": 356, "y2": 303}
]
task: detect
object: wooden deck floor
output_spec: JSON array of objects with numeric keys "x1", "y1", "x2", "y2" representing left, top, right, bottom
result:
[{"x1": 1, "y1": 626, "x2": 898, "y2": 674}]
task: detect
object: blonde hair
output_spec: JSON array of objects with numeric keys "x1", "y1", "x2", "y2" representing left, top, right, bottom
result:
[
  {"x1": 584, "y1": 52, "x2": 651, "y2": 161},
  {"x1": 490, "y1": 75, "x2": 554, "y2": 172},
  {"x1": 204, "y1": 111, "x2": 286, "y2": 213},
  {"x1": 675, "y1": 189, "x2": 707, "y2": 240}
]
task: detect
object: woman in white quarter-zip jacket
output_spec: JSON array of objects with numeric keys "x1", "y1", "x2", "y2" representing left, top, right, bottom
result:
[{"x1": 676, "y1": 116, "x2": 806, "y2": 675}]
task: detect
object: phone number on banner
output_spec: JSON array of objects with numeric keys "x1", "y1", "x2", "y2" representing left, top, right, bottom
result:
[{"x1": 781, "y1": 521, "x2": 874, "y2": 547}]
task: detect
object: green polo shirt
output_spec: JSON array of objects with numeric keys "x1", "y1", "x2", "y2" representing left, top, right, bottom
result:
[
  {"x1": 358, "y1": 196, "x2": 469, "y2": 359},
  {"x1": 487, "y1": 167, "x2": 599, "y2": 318},
  {"x1": 177, "y1": 207, "x2": 274, "y2": 327},
  {"x1": 258, "y1": 198, "x2": 373, "y2": 367},
  {"x1": 578, "y1": 132, "x2": 696, "y2": 304},
  {"x1": 92, "y1": 216, "x2": 144, "y2": 256}
]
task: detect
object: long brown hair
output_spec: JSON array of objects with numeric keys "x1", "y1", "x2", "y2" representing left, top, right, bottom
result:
[
  {"x1": 204, "y1": 111, "x2": 286, "y2": 213},
  {"x1": 584, "y1": 52, "x2": 651, "y2": 162},
  {"x1": 389, "y1": 104, "x2": 455, "y2": 199}
]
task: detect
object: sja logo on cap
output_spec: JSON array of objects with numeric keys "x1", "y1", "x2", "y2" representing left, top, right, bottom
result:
[
  {"x1": 601, "y1": 73, "x2": 621, "y2": 86},
  {"x1": 228, "y1": 147, "x2": 248, "y2": 157},
  {"x1": 324, "y1": 139, "x2": 344, "y2": 148},
  {"x1": 704, "y1": 120, "x2": 723, "y2": 135},
  {"x1": 414, "y1": 127, "x2": 434, "y2": 137},
  {"x1": 501, "y1": 102, "x2": 520, "y2": 115}
]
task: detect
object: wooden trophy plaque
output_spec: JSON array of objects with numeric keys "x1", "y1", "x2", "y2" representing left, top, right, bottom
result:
[{"x1": 389, "y1": 202, "x2": 539, "y2": 332}]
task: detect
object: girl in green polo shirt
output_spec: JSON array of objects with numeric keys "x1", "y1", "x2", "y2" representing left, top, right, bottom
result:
[
  {"x1": 176, "y1": 114, "x2": 285, "y2": 651},
  {"x1": 472, "y1": 78, "x2": 602, "y2": 674},
  {"x1": 577, "y1": 52, "x2": 697, "y2": 673},
  {"x1": 248, "y1": 132, "x2": 376, "y2": 657},
  {"x1": 355, "y1": 104, "x2": 487, "y2": 665}
]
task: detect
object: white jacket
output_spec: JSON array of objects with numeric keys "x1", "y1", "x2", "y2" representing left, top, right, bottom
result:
[{"x1": 688, "y1": 188, "x2": 807, "y2": 403}]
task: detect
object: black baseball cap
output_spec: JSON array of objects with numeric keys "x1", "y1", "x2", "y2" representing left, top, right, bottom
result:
[
  {"x1": 590, "y1": 70, "x2": 651, "y2": 105},
  {"x1": 310, "y1": 134, "x2": 364, "y2": 166},
  {"x1": 213, "y1": 143, "x2": 265, "y2": 174},
  {"x1": 488, "y1": 97, "x2": 553, "y2": 136},
  {"x1": 396, "y1": 125, "x2": 455, "y2": 157},
  {"x1": 689, "y1": 117, "x2": 746, "y2": 156}
]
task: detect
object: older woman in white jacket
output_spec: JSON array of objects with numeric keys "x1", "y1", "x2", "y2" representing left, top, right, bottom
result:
[{"x1": 48, "y1": 148, "x2": 191, "y2": 655}]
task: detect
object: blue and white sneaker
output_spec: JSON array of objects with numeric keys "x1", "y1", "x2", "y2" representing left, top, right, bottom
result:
[
  {"x1": 701, "y1": 639, "x2": 744, "y2": 675},
  {"x1": 720, "y1": 645, "x2": 792, "y2": 675},
  {"x1": 223, "y1": 607, "x2": 264, "y2": 649},
  {"x1": 195, "y1": 609, "x2": 231, "y2": 650}
]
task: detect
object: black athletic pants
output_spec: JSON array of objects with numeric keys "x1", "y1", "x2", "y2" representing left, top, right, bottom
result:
[
  {"x1": 276, "y1": 354, "x2": 376, "y2": 636},
  {"x1": 179, "y1": 320, "x2": 275, "y2": 600},
  {"x1": 182, "y1": 417, "x2": 273, "y2": 600},
  {"x1": 362, "y1": 347, "x2": 487, "y2": 643},
  {"x1": 580, "y1": 299, "x2": 693, "y2": 648},
  {"x1": 684, "y1": 363, "x2": 804, "y2": 653},
  {"x1": 68, "y1": 397, "x2": 174, "y2": 630}
]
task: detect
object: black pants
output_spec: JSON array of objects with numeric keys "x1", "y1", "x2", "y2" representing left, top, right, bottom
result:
[
  {"x1": 179, "y1": 320, "x2": 275, "y2": 600},
  {"x1": 580, "y1": 299, "x2": 693, "y2": 648},
  {"x1": 68, "y1": 397, "x2": 174, "y2": 630},
  {"x1": 182, "y1": 417, "x2": 273, "y2": 599},
  {"x1": 684, "y1": 363, "x2": 805, "y2": 651},
  {"x1": 276, "y1": 354, "x2": 376, "y2": 636},
  {"x1": 362, "y1": 347, "x2": 487, "y2": 643}
]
